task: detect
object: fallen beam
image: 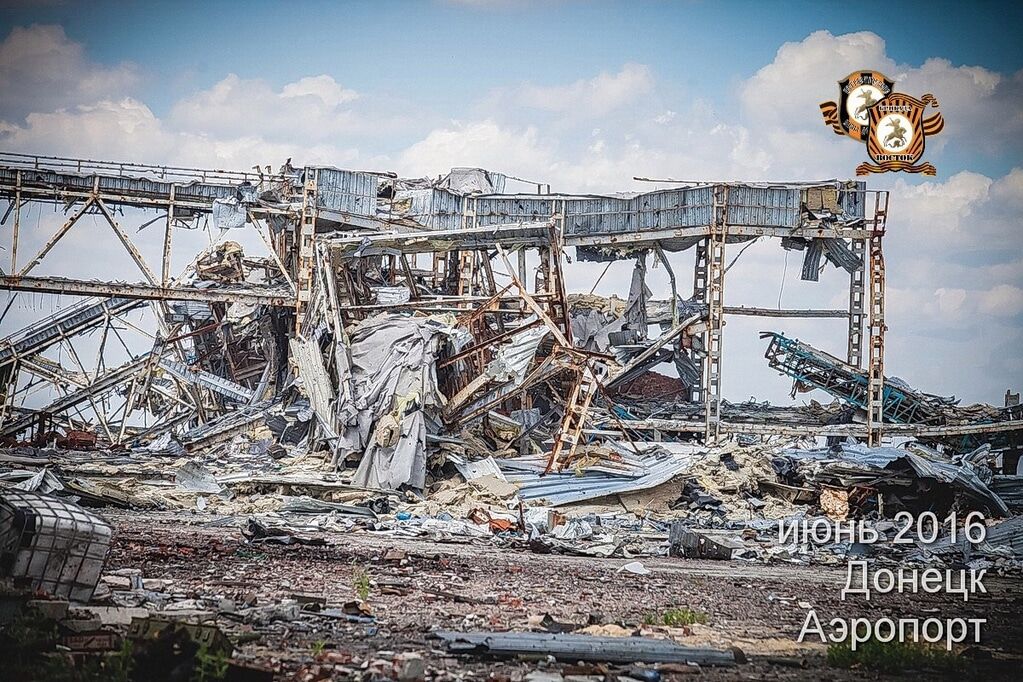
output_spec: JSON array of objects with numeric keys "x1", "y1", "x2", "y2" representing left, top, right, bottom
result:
[
  {"x1": 761, "y1": 331, "x2": 945, "y2": 425},
  {"x1": 0, "y1": 296, "x2": 145, "y2": 367},
  {"x1": 589, "y1": 417, "x2": 1023, "y2": 439},
  {"x1": 723, "y1": 305, "x2": 846, "y2": 318},
  {"x1": 1, "y1": 353, "x2": 154, "y2": 437},
  {"x1": 571, "y1": 295, "x2": 847, "y2": 324},
  {"x1": 435, "y1": 630, "x2": 739, "y2": 666},
  {"x1": 0, "y1": 276, "x2": 295, "y2": 307},
  {"x1": 327, "y1": 222, "x2": 551, "y2": 255},
  {"x1": 159, "y1": 359, "x2": 254, "y2": 403}
]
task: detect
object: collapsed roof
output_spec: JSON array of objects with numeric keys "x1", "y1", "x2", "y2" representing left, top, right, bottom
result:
[{"x1": 0, "y1": 151, "x2": 1018, "y2": 495}]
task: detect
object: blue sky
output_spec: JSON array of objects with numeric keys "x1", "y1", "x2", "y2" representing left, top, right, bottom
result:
[
  {"x1": 4, "y1": 0, "x2": 1020, "y2": 176},
  {"x1": 0, "y1": 0, "x2": 1021, "y2": 405},
  {"x1": 4, "y1": 1, "x2": 1021, "y2": 105}
]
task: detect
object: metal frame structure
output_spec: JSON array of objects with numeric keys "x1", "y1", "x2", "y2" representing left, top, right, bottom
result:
[
  {"x1": 0, "y1": 153, "x2": 311, "y2": 442},
  {"x1": 867, "y1": 191, "x2": 890, "y2": 445},
  {"x1": 703, "y1": 185, "x2": 728, "y2": 441},
  {"x1": 0, "y1": 150, "x2": 981, "y2": 455}
]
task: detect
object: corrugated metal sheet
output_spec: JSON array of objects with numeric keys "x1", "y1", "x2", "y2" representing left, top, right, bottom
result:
[
  {"x1": 839, "y1": 180, "x2": 867, "y2": 219},
  {"x1": 0, "y1": 167, "x2": 240, "y2": 206},
  {"x1": 312, "y1": 167, "x2": 377, "y2": 217},
  {"x1": 474, "y1": 196, "x2": 556, "y2": 227},
  {"x1": 726, "y1": 185, "x2": 800, "y2": 227},
  {"x1": 992, "y1": 476, "x2": 1023, "y2": 509},
  {"x1": 395, "y1": 187, "x2": 464, "y2": 230},
  {"x1": 823, "y1": 237, "x2": 862, "y2": 273},
  {"x1": 559, "y1": 188, "x2": 716, "y2": 237},
  {"x1": 377, "y1": 180, "x2": 870, "y2": 238},
  {"x1": 564, "y1": 196, "x2": 631, "y2": 234},
  {"x1": 640, "y1": 187, "x2": 713, "y2": 230}
]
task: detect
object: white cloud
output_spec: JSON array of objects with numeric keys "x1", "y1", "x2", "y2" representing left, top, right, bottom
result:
[
  {"x1": 936, "y1": 287, "x2": 968, "y2": 317},
  {"x1": 394, "y1": 100, "x2": 774, "y2": 191},
  {"x1": 481, "y1": 63, "x2": 655, "y2": 118},
  {"x1": 990, "y1": 167, "x2": 1023, "y2": 209},
  {"x1": 169, "y1": 74, "x2": 368, "y2": 143},
  {"x1": 0, "y1": 96, "x2": 364, "y2": 173},
  {"x1": 741, "y1": 31, "x2": 893, "y2": 129},
  {"x1": 399, "y1": 120, "x2": 555, "y2": 180},
  {"x1": 0, "y1": 24, "x2": 138, "y2": 122},
  {"x1": 979, "y1": 284, "x2": 1023, "y2": 317},
  {"x1": 280, "y1": 75, "x2": 358, "y2": 107},
  {"x1": 1, "y1": 98, "x2": 171, "y2": 159},
  {"x1": 887, "y1": 169, "x2": 1023, "y2": 263},
  {"x1": 654, "y1": 110, "x2": 676, "y2": 124}
]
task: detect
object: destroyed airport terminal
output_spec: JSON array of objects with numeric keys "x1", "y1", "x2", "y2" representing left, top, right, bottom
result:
[{"x1": 1, "y1": 151, "x2": 1022, "y2": 678}]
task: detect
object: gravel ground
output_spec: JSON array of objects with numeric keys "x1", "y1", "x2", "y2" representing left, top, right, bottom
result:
[{"x1": 100, "y1": 511, "x2": 1023, "y2": 681}]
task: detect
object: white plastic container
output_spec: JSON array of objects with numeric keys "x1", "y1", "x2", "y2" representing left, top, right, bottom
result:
[{"x1": 0, "y1": 490, "x2": 112, "y2": 602}]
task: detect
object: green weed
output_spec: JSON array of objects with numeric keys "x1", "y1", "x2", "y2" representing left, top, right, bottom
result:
[
  {"x1": 827, "y1": 639, "x2": 964, "y2": 673},
  {"x1": 643, "y1": 607, "x2": 707, "y2": 626}
]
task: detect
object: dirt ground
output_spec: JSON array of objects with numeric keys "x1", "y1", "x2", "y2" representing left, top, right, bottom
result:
[{"x1": 101, "y1": 511, "x2": 1023, "y2": 681}]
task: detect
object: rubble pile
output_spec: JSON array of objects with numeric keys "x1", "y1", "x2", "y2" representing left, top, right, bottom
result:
[{"x1": 3, "y1": 429, "x2": 1021, "y2": 571}]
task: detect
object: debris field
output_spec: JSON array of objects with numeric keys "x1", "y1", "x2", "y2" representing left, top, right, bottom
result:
[{"x1": 0, "y1": 152, "x2": 1021, "y2": 679}]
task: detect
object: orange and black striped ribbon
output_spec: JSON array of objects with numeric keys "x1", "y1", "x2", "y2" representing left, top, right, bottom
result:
[
  {"x1": 819, "y1": 101, "x2": 844, "y2": 135},
  {"x1": 921, "y1": 94, "x2": 944, "y2": 135},
  {"x1": 856, "y1": 161, "x2": 937, "y2": 176}
]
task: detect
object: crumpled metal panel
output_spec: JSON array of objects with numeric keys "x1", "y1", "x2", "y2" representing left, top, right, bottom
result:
[
  {"x1": 801, "y1": 239, "x2": 824, "y2": 281},
  {"x1": 499, "y1": 442, "x2": 704, "y2": 506},
  {"x1": 823, "y1": 237, "x2": 862, "y2": 273},
  {"x1": 782, "y1": 442, "x2": 1009, "y2": 515},
  {"x1": 438, "y1": 168, "x2": 507, "y2": 194}
]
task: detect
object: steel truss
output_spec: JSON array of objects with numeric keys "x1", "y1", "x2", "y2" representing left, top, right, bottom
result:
[{"x1": 1, "y1": 151, "x2": 899, "y2": 448}]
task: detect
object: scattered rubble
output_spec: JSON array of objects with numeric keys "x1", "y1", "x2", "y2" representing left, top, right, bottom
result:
[{"x1": 1, "y1": 152, "x2": 1021, "y2": 677}]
